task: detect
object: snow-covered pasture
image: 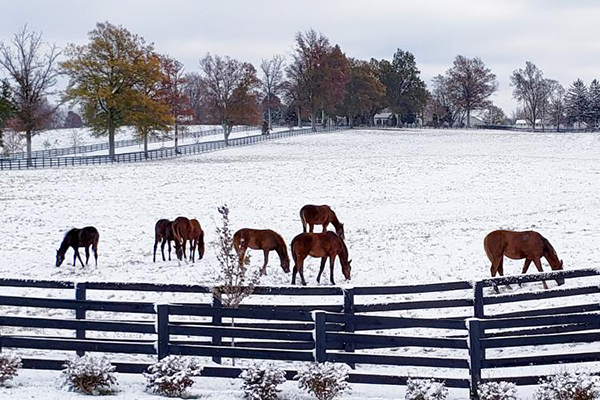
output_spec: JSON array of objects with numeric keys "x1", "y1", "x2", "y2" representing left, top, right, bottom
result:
[{"x1": 0, "y1": 128, "x2": 599, "y2": 399}]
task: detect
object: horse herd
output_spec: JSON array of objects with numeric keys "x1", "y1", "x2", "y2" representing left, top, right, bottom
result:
[{"x1": 54, "y1": 204, "x2": 566, "y2": 289}]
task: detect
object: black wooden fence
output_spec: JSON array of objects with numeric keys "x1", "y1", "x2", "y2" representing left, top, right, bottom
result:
[
  {"x1": 0, "y1": 269, "x2": 599, "y2": 399},
  {"x1": 3, "y1": 125, "x2": 255, "y2": 160},
  {"x1": 0, "y1": 126, "x2": 344, "y2": 170}
]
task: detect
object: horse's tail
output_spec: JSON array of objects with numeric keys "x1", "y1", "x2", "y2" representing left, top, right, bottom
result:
[
  {"x1": 290, "y1": 236, "x2": 299, "y2": 264},
  {"x1": 299, "y1": 208, "x2": 307, "y2": 232}
]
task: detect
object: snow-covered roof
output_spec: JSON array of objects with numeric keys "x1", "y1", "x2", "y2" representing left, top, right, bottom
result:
[
  {"x1": 515, "y1": 119, "x2": 528, "y2": 125},
  {"x1": 374, "y1": 112, "x2": 393, "y2": 119}
]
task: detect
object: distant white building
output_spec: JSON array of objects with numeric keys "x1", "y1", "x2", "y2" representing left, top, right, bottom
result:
[
  {"x1": 514, "y1": 119, "x2": 542, "y2": 128},
  {"x1": 374, "y1": 111, "x2": 395, "y2": 126}
]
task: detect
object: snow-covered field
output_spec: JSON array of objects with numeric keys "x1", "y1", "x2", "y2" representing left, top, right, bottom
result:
[{"x1": 1, "y1": 128, "x2": 599, "y2": 399}]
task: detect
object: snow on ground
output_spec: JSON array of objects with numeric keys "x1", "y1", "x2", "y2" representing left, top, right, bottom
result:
[{"x1": 1, "y1": 128, "x2": 599, "y2": 399}]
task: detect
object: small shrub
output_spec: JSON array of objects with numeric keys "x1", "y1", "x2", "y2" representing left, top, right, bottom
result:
[
  {"x1": 0, "y1": 354, "x2": 22, "y2": 385},
  {"x1": 144, "y1": 355, "x2": 203, "y2": 397},
  {"x1": 478, "y1": 381, "x2": 518, "y2": 400},
  {"x1": 60, "y1": 355, "x2": 118, "y2": 395},
  {"x1": 534, "y1": 370, "x2": 600, "y2": 400},
  {"x1": 405, "y1": 378, "x2": 448, "y2": 400},
  {"x1": 240, "y1": 363, "x2": 286, "y2": 400},
  {"x1": 295, "y1": 362, "x2": 350, "y2": 400}
]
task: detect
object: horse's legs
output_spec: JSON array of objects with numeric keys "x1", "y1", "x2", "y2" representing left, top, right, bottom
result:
[
  {"x1": 519, "y1": 259, "x2": 533, "y2": 287},
  {"x1": 153, "y1": 238, "x2": 159, "y2": 263},
  {"x1": 309, "y1": 224, "x2": 314, "y2": 233},
  {"x1": 316, "y1": 257, "x2": 327, "y2": 283},
  {"x1": 261, "y1": 250, "x2": 269, "y2": 276},
  {"x1": 292, "y1": 256, "x2": 305, "y2": 285},
  {"x1": 182, "y1": 239, "x2": 188, "y2": 260},
  {"x1": 74, "y1": 248, "x2": 85, "y2": 268},
  {"x1": 533, "y1": 258, "x2": 549, "y2": 289},
  {"x1": 490, "y1": 257, "x2": 502, "y2": 293},
  {"x1": 329, "y1": 255, "x2": 336, "y2": 285},
  {"x1": 93, "y1": 242, "x2": 98, "y2": 266},
  {"x1": 190, "y1": 239, "x2": 195, "y2": 263},
  {"x1": 160, "y1": 239, "x2": 166, "y2": 261},
  {"x1": 84, "y1": 246, "x2": 90, "y2": 265},
  {"x1": 167, "y1": 240, "x2": 172, "y2": 261}
]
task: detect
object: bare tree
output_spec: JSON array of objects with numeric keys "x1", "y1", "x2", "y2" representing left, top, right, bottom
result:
[
  {"x1": 446, "y1": 56, "x2": 498, "y2": 128},
  {"x1": 198, "y1": 54, "x2": 261, "y2": 144},
  {"x1": 510, "y1": 62, "x2": 555, "y2": 130},
  {"x1": 1, "y1": 130, "x2": 25, "y2": 156},
  {"x1": 0, "y1": 26, "x2": 60, "y2": 163},
  {"x1": 260, "y1": 55, "x2": 285, "y2": 131},
  {"x1": 549, "y1": 84, "x2": 567, "y2": 131}
]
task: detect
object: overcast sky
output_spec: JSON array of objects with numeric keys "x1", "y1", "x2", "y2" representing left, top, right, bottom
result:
[{"x1": 2, "y1": 0, "x2": 600, "y2": 115}]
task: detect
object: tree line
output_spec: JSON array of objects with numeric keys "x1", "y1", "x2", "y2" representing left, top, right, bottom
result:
[{"x1": 0, "y1": 23, "x2": 597, "y2": 162}]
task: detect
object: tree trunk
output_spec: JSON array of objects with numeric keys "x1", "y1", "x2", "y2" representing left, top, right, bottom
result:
[
  {"x1": 144, "y1": 133, "x2": 148, "y2": 159},
  {"x1": 311, "y1": 109, "x2": 316, "y2": 132},
  {"x1": 223, "y1": 123, "x2": 229, "y2": 145},
  {"x1": 108, "y1": 117, "x2": 115, "y2": 160},
  {"x1": 26, "y1": 130, "x2": 32, "y2": 166},
  {"x1": 268, "y1": 107, "x2": 272, "y2": 131},
  {"x1": 349, "y1": 115, "x2": 354, "y2": 128},
  {"x1": 297, "y1": 106, "x2": 302, "y2": 128},
  {"x1": 174, "y1": 123, "x2": 179, "y2": 154},
  {"x1": 466, "y1": 108, "x2": 471, "y2": 129},
  {"x1": 321, "y1": 109, "x2": 326, "y2": 127},
  {"x1": 396, "y1": 114, "x2": 401, "y2": 128}
]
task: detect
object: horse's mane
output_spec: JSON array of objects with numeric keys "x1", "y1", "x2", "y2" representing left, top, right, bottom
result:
[
  {"x1": 542, "y1": 236, "x2": 558, "y2": 258},
  {"x1": 339, "y1": 236, "x2": 349, "y2": 260}
]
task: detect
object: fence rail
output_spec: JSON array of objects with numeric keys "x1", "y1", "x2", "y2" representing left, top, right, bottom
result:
[
  {"x1": 0, "y1": 126, "x2": 343, "y2": 170},
  {"x1": 1, "y1": 269, "x2": 600, "y2": 399},
  {"x1": 3, "y1": 125, "x2": 256, "y2": 160}
]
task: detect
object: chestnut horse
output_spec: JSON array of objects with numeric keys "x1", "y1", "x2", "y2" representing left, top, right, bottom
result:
[
  {"x1": 290, "y1": 231, "x2": 351, "y2": 285},
  {"x1": 300, "y1": 205, "x2": 345, "y2": 240},
  {"x1": 189, "y1": 219, "x2": 205, "y2": 262},
  {"x1": 484, "y1": 230, "x2": 564, "y2": 291},
  {"x1": 56, "y1": 226, "x2": 99, "y2": 268},
  {"x1": 233, "y1": 228, "x2": 290, "y2": 275},
  {"x1": 153, "y1": 219, "x2": 176, "y2": 262}
]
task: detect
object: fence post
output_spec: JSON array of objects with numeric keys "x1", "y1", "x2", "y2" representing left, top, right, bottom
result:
[
  {"x1": 467, "y1": 318, "x2": 483, "y2": 400},
  {"x1": 212, "y1": 290, "x2": 222, "y2": 364},
  {"x1": 313, "y1": 311, "x2": 327, "y2": 363},
  {"x1": 156, "y1": 304, "x2": 169, "y2": 360},
  {"x1": 473, "y1": 281, "x2": 485, "y2": 318},
  {"x1": 75, "y1": 282, "x2": 87, "y2": 356},
  {"x1": 343, "y1": 288, "x2": 355, "y2": 369}
]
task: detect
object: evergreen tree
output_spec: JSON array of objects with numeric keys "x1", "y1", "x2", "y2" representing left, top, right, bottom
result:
[
  {"x1": 565, "y1": 79, "x2": 589, "y2": 128},
  {"x1": 549, "y1": 85, "x2": 567, "y2": 131},
  {"x1": 374, "y1": 49, "x2": 427, "y2": 126},
  {"x1": 61, "y1": 22, "x2": 161, "y2": 159},
  {"x1": 588, "y1": 79, "x2": 600, "y2": 128},
  {"x1": 0, "y1": 80, "x2": 14, "y2": 148}
]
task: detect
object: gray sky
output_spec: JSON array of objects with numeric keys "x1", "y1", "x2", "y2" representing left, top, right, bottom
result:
[{"x1": 2, "y1": 0, "x2": 600, "y2": 115}]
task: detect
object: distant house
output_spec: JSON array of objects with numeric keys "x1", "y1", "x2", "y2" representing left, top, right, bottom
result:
[
  {"x1": 514, "y1": 119, "x2": 528, "y2": 128},
  {"x1": 468, "y1": 115, "x2": 485, "y2": 127},
  {"x1": 374, "y1": 111, "x2": 395, "y2": 126}
]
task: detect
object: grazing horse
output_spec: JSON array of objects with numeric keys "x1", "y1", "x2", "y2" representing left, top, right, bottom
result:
[
  {"x1": 56, "y1": 227, "x2": 99, "y2": 268},
  {"x1": 300, "y1": 205, "x2": 345, "y2": 240},
  {"x1": 189, "y1": 219, "x2": 205, "y2": 262},
  {"x1": 153, "y1": 219, "x2": 177, "y2": 262},
  {"x1": 290, "y1": 231, "x2": 352, "y2": 286},
  {"x1": 484, "y1": 230, "x2": 564, "y2": 291},
  {"x1": 233, "y1": 228, "x2": 290, "y2": 276}
]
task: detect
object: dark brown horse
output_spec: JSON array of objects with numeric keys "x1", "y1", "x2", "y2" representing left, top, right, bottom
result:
[
  {"x1": 290, "y1": 231, "x2": 351, "y2": 285},
  {"x1": 484, "y1": 230, "x2": 564, "y2": 291},
  {"x1": 300, "y1": 205, "x2": 345, "y2": 240},
  {"x1": 233, "y1": 228, "x2": 290, "y2": 275},
  {"x1": 153, "y1": 219, "x2": 176, "y2": 262},
  {"x1": 56, "y1": 227, "x2": 99, "y2": 268},
  {"x1": 189, "y1": 219, "x2": 205, "y2": 262}
]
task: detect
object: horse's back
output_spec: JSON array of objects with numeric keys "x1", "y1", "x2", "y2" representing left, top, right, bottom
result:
[
  {"x1": 485, "y1": 229, "x2": 545, "y2": 260},
  {"x1": 79, "y1": 226, "x2": 99, "y2": 245},
  {"x1": 235, "y1": 228, "x2": 282, "y2": 250},
  {"x1": 300, "y1": 204, "x2": 332, "y2": 223}
]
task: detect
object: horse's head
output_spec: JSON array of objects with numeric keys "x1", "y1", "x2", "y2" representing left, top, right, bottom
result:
[
  {"x1": 281, "y1": 256, "x2": 291, "y2": 274},
  {"x1": 55, "y1": 249, "x2": 65, "y2": 268},
  {"x1": 553, "y1": 259, "x2": 565, "y2": 285},
  {"x1": 175, "y1": 242, "x2": 184, "y2": 261},
  {"x1": 336, "y1": 224, "x2": 345, "y2": 241},
  {"x1": 342, "y1": 259, "x2": 352, "y2": 281}
]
